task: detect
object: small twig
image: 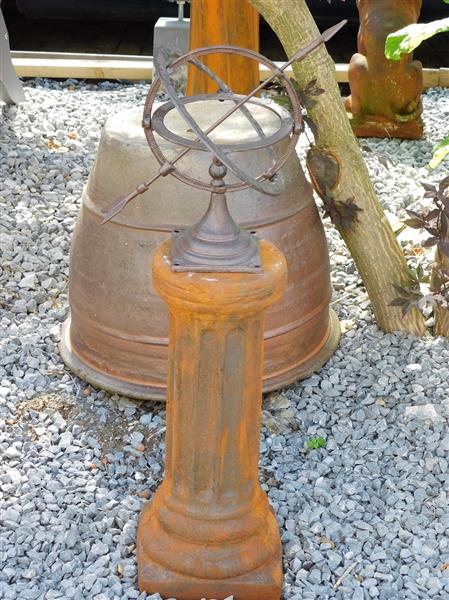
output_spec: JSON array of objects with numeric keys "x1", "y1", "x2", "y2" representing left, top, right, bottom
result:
[
  {"x1": 43, "y1": 349, "x2": 82, "y2": 396},
  {"x1": 147, "y1": 426, "x2": 166, "y2": 443},
  {"x1": 333, "y1": 562, "x2": 358, "y2": 591},
  {"x1": 330, "y1": 291, "x2": 353, "y2": 306}
]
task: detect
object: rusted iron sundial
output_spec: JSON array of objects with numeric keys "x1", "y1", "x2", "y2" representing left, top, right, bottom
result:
[
  {"x1": 115, "y1": 21, "x2": 347, "y2": 600},
  {"x1": 102, "y1": 21, "x2": 345, "y2": 275}
]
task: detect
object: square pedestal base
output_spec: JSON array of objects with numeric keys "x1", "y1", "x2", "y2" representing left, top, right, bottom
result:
[
  {"x1": 348, "y1": 113, "x2": 423, "y2": 140},
  {"x1": 138, "y1": 551, "x2": 283, "y2": 600}
]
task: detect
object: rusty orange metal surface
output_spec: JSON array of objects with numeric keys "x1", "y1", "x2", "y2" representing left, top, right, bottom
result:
[
  {"x1": 137, "y1": 240, "x2": 286, "y2": 600},
  {"x1": 186, "y1": 0, "x2": 259, "y2": 96}
]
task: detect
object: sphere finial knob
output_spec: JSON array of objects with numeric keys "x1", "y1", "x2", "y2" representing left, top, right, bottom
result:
[{"x1": 209, "y1": 157, "x2": 227, "y2": 188}]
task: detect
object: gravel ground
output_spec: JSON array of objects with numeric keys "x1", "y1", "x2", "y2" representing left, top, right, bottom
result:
[{"x1": 1, "y1": 80, "x2": 449, "y2": 600}]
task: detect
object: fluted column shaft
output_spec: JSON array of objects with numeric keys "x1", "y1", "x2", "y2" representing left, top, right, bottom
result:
[
  {"x1": 137, "y1": 239, "x2": 286, "y2": 600},
  {"x1": 165, "y1": 312, "x2": 263, "y2": 514}
]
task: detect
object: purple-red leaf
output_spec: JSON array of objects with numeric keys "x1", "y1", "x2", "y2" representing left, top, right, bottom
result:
[
  {"x1": 438, "y1": 175, "x2": 449, "y2": 193},
  {"x1": 406, "y1": 209, "x2": 423, "y2": 219},
  {"x1": 424, "y1": 226, "x2": 440, "y2": 237},
  {"x1": 441, "y1": 212, "x2": 448, "y2": 239},
  {"x1": 426, "y1": 208, "x2": 441, "y2": 221},
  {"x1": 422, "y1": 237, "x2": 438, "y2": 248},
  {"x1": 403, "y1": 218, "x2": 425, "y2": 229},
  {"x1": 390, "y1": 298, "x2": 408, "y2": 307},
  {"x1": 421, "y1": 181, "x2": 437, "y2": 193},
  {"x1": 439, "y1": 240, "x2": 449, "y2": 257}
]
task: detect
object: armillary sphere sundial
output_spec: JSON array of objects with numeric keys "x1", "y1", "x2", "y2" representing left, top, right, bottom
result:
[
  {"x1": 102, "y1": 19, "x2": 346, "y2": 276},
  {"x1": 101, "y1": 20, "x2": 347, "y2": 600}
]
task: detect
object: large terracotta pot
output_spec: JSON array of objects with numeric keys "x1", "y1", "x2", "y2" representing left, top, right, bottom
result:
[
  {"x1": 345, "y1": 0, "x2": 423, "y2": 139},
  {"x1": 60, "y1": 101, "x2": 340, "y2": 400}
]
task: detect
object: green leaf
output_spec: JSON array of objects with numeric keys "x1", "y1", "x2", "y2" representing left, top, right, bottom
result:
[
  {"x1": 306, "y1": 436, "x2": 327, "y2": 450},
  {"x1": 429, "y1": 133, "x2": 449, "y2": 169},
  {"x1": 385, "y1": 17, "x2": 449, "y2": 60}
]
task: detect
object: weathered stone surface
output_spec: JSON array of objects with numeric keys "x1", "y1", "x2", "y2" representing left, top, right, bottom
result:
[
  {"x1": 346, "y1": 0, "x2": 424, "y2": 139},
  {"x1": 137, "y1": 241, "x2": 286, "y2": 599}
]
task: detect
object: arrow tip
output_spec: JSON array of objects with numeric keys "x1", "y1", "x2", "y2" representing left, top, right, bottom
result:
[
  {"x1": 322, "y1": 19, "x2": 348, "y2": 42},
  {"x1": 100, "y1": 195, "x2": 130, "y2": 225}
]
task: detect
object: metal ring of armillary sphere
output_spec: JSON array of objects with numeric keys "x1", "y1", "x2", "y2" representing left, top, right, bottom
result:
[{"x1": 143, "y1": 45, "x2": 304, "y2": 196}]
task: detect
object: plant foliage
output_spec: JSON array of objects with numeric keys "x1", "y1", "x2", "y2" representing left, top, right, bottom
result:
[
  {"x1": 306, "y1": 436, "x2": 327, "y2": 450},
  {"x1": 321, "y1": 191, "x2": 362, "y2": 230},
  {"x1": 391, "y1": 176, "x2": 449, "y2": 317},
  {"x1": 268, "y1": 74, "x2": 362, "y2": 230},
  {"x1": 403, "y1": 177, "x2": 449, "y2": 258},
  {"x1": 385, "y1": 4, "x2": 449, "y2": 169},
  {"x1": 268, "y1": 77, "x2": 324, "y2": 136},
  {"x1": 385, "y1": 17, "x2": 449, "y2": 61},
  {"x1": 306, "y1": 147, "x2": 362, "y2": 230},
  {"x1": 429, "y1": 133, "x2": 449, "y2": 170}
]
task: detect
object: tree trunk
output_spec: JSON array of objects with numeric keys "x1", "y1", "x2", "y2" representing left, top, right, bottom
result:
[
  {"x1": 186, "y1": 0, "x2": 259, "y2": 96},
  {"x1": 249, "y1": 0, "x2": 426, "y2": 335},
  {"x1": 434, "y1": 250, "x2": 449, "y2": 337},
  {"x1": 435, "y1": 309, "x2": 449, "y2": 337}
]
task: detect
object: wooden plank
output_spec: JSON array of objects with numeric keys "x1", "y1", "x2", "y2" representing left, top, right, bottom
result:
[
  {"x1": 439, "y1": 69, "x2": 449, "y2": 87},
  {"x1": 334, "y1": 64, "x2": 441, "y2": 88},
  {"x1": 420, "y1": 68, "x2": 441, "y2": 88},
  {"x1": 12, "y1": 51, "x2": 149, "y2": 61},
  {"x1": 12, "y1": 53, "x2": 154, "y2": 80},
  {"x1": 259, "y1": 62, "x2": 442, "y2": 89},
  {"x1": 10, "y1": 52, "x2": 448, "y2": 88}
]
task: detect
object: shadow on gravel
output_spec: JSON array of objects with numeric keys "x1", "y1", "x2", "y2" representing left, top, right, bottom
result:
[{"x1": 10, "y1": 389, "x2": 166, "y2": 455}]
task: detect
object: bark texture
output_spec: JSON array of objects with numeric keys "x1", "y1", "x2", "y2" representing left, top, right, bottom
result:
[{"x1": 249, "y1": 0, "x2": 426, "y2": 335}]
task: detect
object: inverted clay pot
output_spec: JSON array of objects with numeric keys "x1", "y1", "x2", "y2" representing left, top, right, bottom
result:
[{"x1": 60, "y1": 101, "x2": 340, "y2": 400}]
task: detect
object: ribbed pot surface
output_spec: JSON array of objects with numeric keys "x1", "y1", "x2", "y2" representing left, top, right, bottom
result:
[{"x1": 60, "y1": 104, "x2": 340, "y2": 399}]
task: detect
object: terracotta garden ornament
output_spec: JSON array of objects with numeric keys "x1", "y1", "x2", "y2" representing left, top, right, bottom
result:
[
  {"x1": 135, "y1": 40, "x2": 345, "y2": 598},
  {"x1": 134, "y1": 46, "x2": 297, "y2": 597},
  {"x1": 345, "y1": 0, "x2": 424, "y2": 139},
  {"x1": 137, "y1": 238, "x2": 286, "y2": 600}
]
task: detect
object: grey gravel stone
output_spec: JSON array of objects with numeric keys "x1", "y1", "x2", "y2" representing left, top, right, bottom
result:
[
  {"x1": 3, "y1": 508, "x2": 20, "y2": 522},
  {"x1": 64, "y1": 528, "x2": 79, "y2": 549},
  {"x1": 352, "y1": 588, "x2": 364, "y2": 600},
  {"x1": 440, "y1": 434, "x2": 449, "y2": 452},
  {"x1": 1, "y1": 81, "x2": 448, "y2": 600},
  {"x1": 130, "y1": 431, "x2": 144, "y2": 449}
]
